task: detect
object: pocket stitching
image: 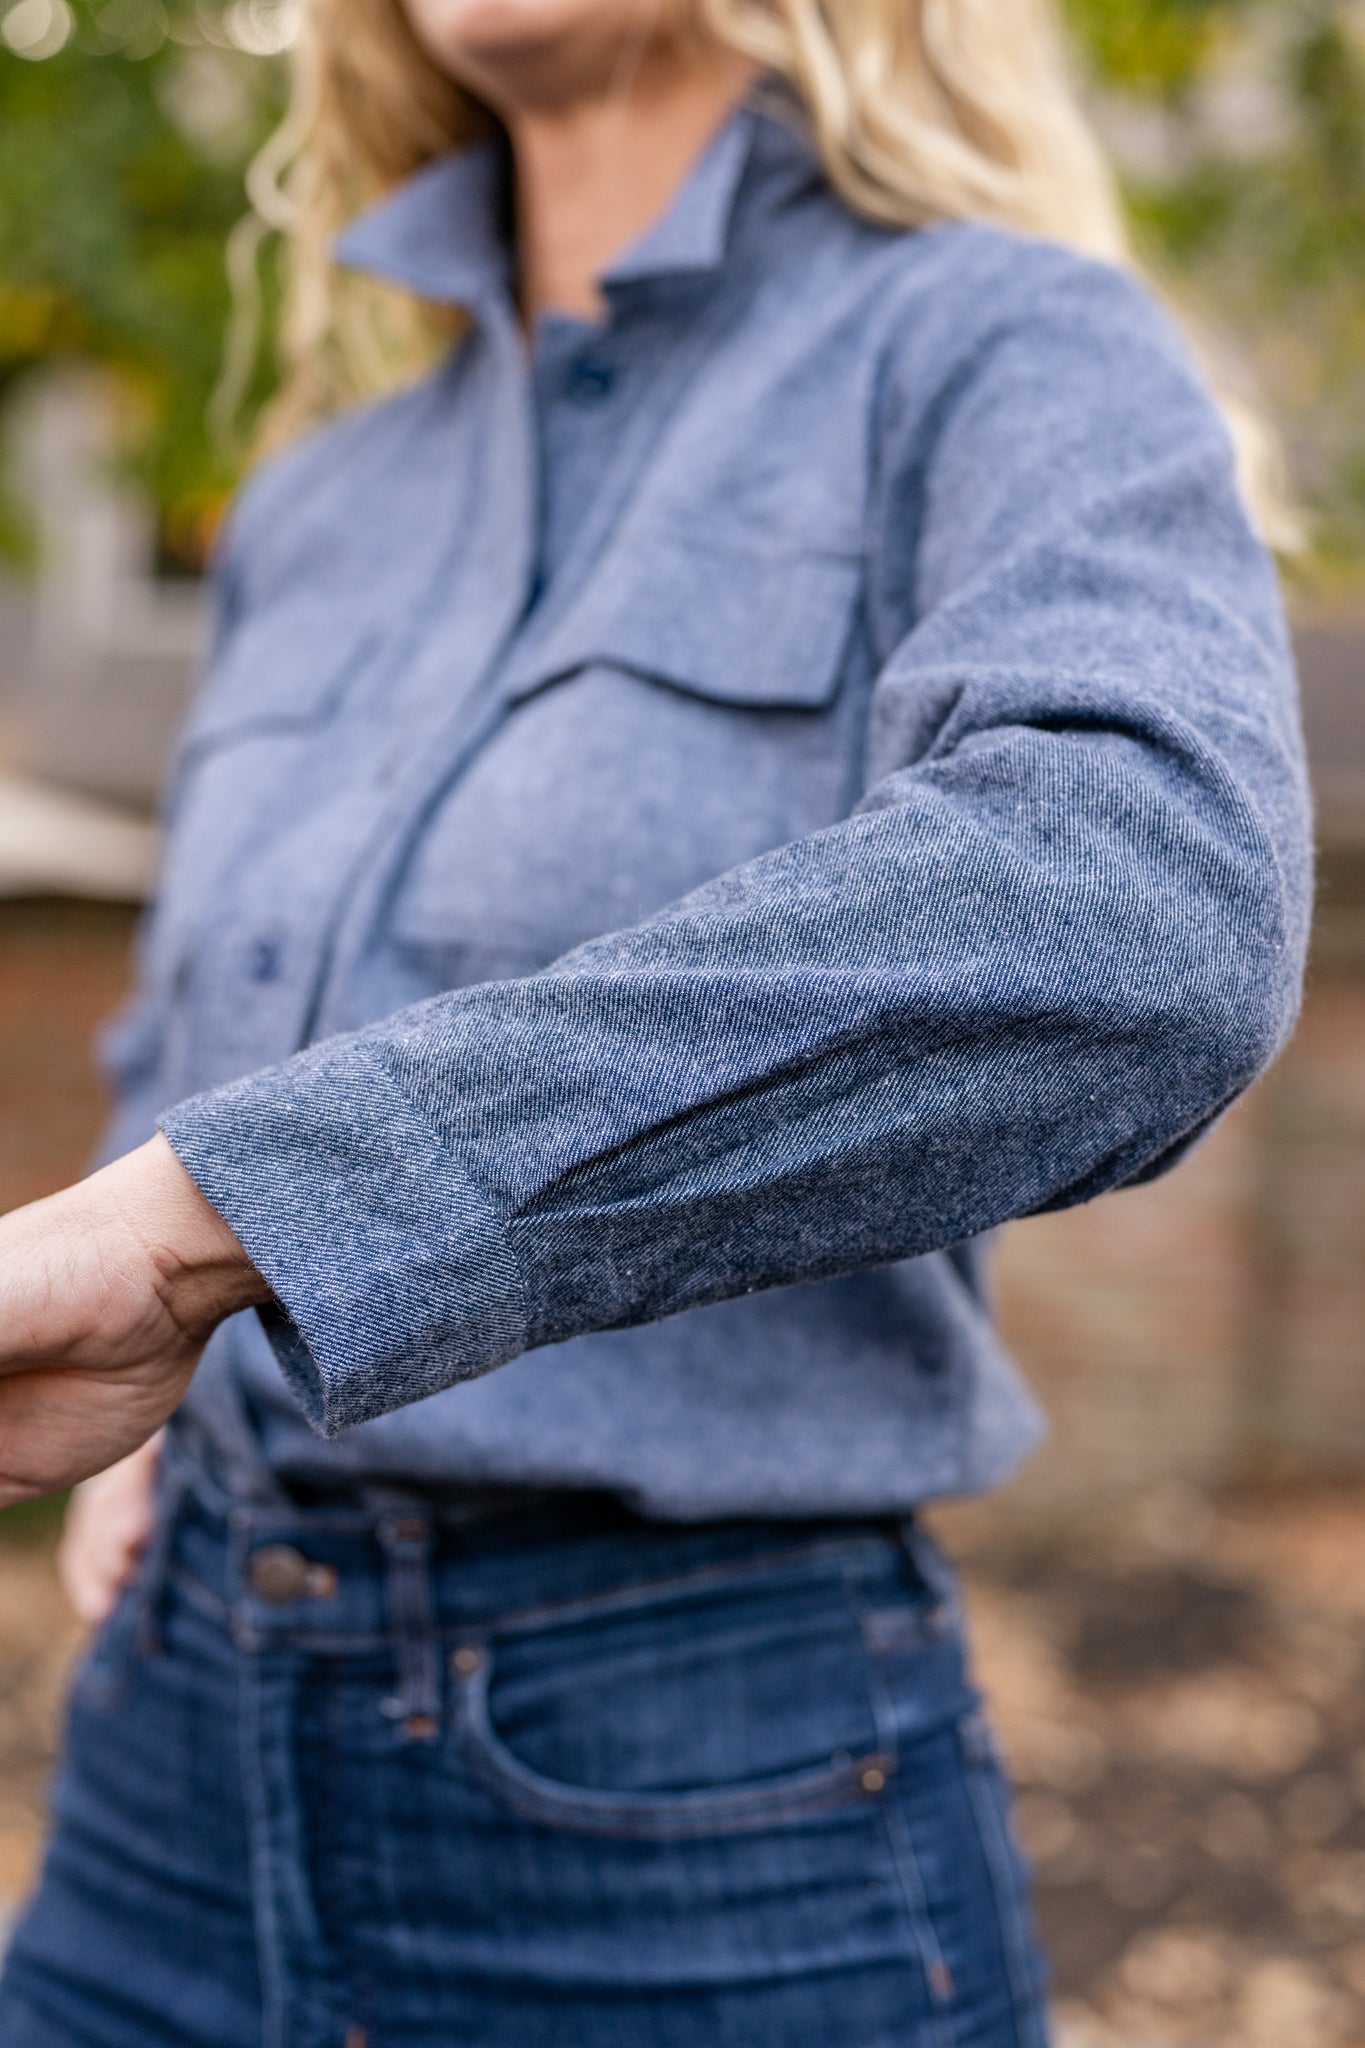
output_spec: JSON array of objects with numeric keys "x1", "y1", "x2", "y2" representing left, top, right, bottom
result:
[
  {"x1": 476, "y1": 1532, "x2": 893, "y2": 1641},
  {"x1": 452, "y1": 1641, "x2": 895, "y2": 1841}
]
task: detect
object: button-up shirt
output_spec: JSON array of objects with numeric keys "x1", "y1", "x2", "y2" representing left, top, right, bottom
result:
[{"x1": 108, "y1": 97, "x2": 1311, "y2": 1513}]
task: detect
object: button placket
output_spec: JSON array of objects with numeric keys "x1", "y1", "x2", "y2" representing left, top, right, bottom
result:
[
  {"x1": 304, "y1": 270, "x2": 739, "y2": 1047},
  {"x1": 299, "y1": 309, "x2": 542, "y2": 1047}
]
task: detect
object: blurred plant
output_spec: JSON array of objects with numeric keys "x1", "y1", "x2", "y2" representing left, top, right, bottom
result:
[
  {"x1": 1068, "y1": 0, "x2": 1365, "y2": 580},
  {"x1": 1, "y1": 0, "x2": 1363, "y2": 574},
  {"x1": 0, "y1": 0, "x2": 289, "y2": 567}
]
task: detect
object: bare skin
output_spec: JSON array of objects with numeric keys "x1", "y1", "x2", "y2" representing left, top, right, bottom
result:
[
  {"x1": 399, "y1": 0, "x2": 756, "y2": 322},
  {"x1": 0, "y1": 1135, "x2": 268, "y2": 1513},
  {"x1": 27, "y1": 0, "x2": 754, "y2": 1614}
]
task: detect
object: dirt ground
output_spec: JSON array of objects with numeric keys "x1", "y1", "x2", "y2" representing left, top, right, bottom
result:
[
  {"x1": 938, "y1": 1485, "x2": 1365, "y2": 2047},
  {"x1": 4, "y1": 1482, "x2": 1365, "y2": 2046}
]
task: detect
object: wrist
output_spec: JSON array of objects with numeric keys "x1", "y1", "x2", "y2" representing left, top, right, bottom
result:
[{"x1": 102, "y1": 1134, "x2": 272, "y2": 1337}]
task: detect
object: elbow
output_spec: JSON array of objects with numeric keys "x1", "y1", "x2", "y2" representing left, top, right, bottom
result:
[
  {"x1": 1131, "y1": 710, "x2": 1314, "y2": 1115},
  {"x1": 1151, "y1": 842, "x2": 1310, "y2": 1124},
  {"x1": 1202, "y1": 933, "x2": 1302, "y2": 1099},
  {"x1": 1050, "y1": 859, "x2": 1307, "y2": 1212}
]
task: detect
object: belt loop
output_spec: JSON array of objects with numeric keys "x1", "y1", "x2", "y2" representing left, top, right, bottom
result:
[
  {"x1": 376, "y1": 1515, "x2": 441, "y2": 1742},
  {"x1": 133, "y1": 1458, "x2": 191, "y2": 1656},
  {"x1": 893, "y1": 1514, "x2": 960, "y2": 1633}
]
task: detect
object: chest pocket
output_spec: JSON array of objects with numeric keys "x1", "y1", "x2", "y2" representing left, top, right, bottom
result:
[
  {"x1": 389, "y1": 529, "x2": 865, "y2": 984},
  {"x1": 154, "y1": 605, "x2": 381, "y2": 970}
]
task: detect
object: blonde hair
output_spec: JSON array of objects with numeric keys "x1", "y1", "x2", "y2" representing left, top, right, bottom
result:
[{"x1": 234, "y1": 0, "x2": 1295, "y2": 546}]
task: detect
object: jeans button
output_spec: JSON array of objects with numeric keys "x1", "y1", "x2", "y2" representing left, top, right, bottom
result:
[{"x1": 247, "y1": 1544, "x2": 314, "y2": 1603}]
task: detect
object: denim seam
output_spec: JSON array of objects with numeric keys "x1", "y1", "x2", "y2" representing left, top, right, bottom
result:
[
  {"x1": 470, "y1": 1530, "x2": 896, "y2": 1638},
  {"x1": 167, "y1": 1561, "x2": 234, "y2": 1629},
  {"x1": 235, "y1": 1628, "x2": 397, "y2": 1656},
  {"x1": 958, "y1": 1716, "x2": 1051, "y2": 2048},
  {"x1": 239, "y1": 1658, "x2": 292, "y2": 2048},
  {"x1": 845, "y1": 1555, "x2": 957, "y2": 2048},
  {"x1": 192, "y1": 1531, "x2": 899, "y2": 1658},
  {"x1": 309, "y1": 1676, "x2": 379, "y2": 2044}
]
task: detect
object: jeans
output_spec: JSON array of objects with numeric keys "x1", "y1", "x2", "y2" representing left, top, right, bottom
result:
[{"x1": 0, "y1": 1462, "x2": 1050, "y2": 2047}]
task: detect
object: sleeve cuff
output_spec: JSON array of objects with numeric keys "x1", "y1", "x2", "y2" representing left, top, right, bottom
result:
[{"x1": 159, "y1": 1039, "x2": 528, "y2": 1437}]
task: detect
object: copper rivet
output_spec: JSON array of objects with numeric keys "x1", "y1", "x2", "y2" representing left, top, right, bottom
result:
[
  {"x1": 452, "y1": 1645, "x2": 483, "y2": 1675},
  {"x1": 403, "y1": 1715, "x2": 438, "y2": 1742},
  {"x1": 306, "y1": 1564, "x2": 339, "y2": 1600},
  {"x1": 859, "y1": 1764, "x2": 887, "y2": 1795},
  {"x1": 247, "y1": 1545, "x2": 313, "y2": 1604}
]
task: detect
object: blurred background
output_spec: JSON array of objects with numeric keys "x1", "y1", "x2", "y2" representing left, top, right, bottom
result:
[{"x1": 1, "y1": 2, "x2": 1363, "y2": 2042}]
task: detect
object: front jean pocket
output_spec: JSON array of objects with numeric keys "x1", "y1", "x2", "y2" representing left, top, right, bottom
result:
[{"x1": 446, "y1": 1544, "x2": 902, "y2": 1841}]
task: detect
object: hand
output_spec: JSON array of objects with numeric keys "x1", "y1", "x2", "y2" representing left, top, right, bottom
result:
[
  {"x1": 58, "y1": 1433, "x2": 163, "y2": 1624},
  {"x1": 0, "y1": 1135, "x2": 270, "y2": 1506}
]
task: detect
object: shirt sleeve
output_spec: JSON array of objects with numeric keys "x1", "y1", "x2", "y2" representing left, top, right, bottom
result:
[{"x1": 159, "y1": 249, "x2": 1313, "y2": 1437}]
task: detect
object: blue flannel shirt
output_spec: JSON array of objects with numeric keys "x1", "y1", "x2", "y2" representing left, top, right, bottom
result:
[{"x1": 108, "y1": 96, "x2": 1311, "y2": 1513}]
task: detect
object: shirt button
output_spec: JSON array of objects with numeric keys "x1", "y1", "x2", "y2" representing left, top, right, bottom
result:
[
  {"x1": 565, "y1": 357, "x2": 615, "y2": 403},
  {"x1": 247, "y1": 935, "x2": 283, "y2": 982}
]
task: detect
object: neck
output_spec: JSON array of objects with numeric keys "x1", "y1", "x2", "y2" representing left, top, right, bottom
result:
[{"x1": 508, "y1": 50, "x2": 757, "y2": 326}]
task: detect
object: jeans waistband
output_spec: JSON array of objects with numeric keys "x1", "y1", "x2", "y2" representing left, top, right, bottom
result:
[{"x1": 136, "y1": 1443, "x2": 954, "y2": 1742}]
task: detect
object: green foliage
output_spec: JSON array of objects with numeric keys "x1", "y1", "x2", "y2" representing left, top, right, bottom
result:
[
  {"x1": 1068, "y1": 0, "x2": 1365, "y2": 572},
  {"x1": 0, "y1": 1489, "x2": 69, "y2": 1544},
  {"x1": 1, "y1": 0, "x2": 1363, "y2": 569},
  {"x1": 1068, "y1": 0, "x2": 1235, "y2": 95},
  {"x1": 0, "y1": 0, "x2": 285, "y2": 563}
]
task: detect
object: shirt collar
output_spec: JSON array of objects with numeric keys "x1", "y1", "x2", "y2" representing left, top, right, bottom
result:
[
  {"x1": 333, "y1": 91, "x2": 802, "y2": 311},
  {"x1": 333, "y1": 137, "x2": 513, "y2": 310},
  {"x1": 598, "y1": 104, "x2": 754, "y2": 291}
]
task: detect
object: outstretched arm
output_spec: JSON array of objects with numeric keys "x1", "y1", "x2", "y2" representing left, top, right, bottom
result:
[
  {"x1": 0, "y1": 249, "x2": 1312, "y2": 1490},
  {"x1": 155, "y1": 256, "x2": 1309, "y2": 1439}
]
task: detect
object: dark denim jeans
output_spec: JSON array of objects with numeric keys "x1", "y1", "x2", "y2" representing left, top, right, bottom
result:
[{"x1": 1, "y1": 1469, "x2": 1049, "y2": 2048}]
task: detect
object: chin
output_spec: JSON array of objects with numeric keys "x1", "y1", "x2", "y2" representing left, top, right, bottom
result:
[{"x1": 408, "y1": 0, "x2": 611, "y2": 90}]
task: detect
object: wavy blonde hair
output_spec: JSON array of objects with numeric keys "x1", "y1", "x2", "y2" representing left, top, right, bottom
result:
[{"x1": 232, "y1": 0, "x2": 1294, "y2": 545}]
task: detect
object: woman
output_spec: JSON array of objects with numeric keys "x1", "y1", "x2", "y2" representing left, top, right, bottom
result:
[{"x1": 0, "y1": 0, "x2": 1310, "y2": 2035}]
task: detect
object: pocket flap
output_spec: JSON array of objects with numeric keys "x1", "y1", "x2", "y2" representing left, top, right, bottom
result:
[
  {"x1": 500, "y1": 529, "x2": 863, "y2": 712},
  {"x1": 181, "y1": 608, "x2": 381, "y2": 755}
]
